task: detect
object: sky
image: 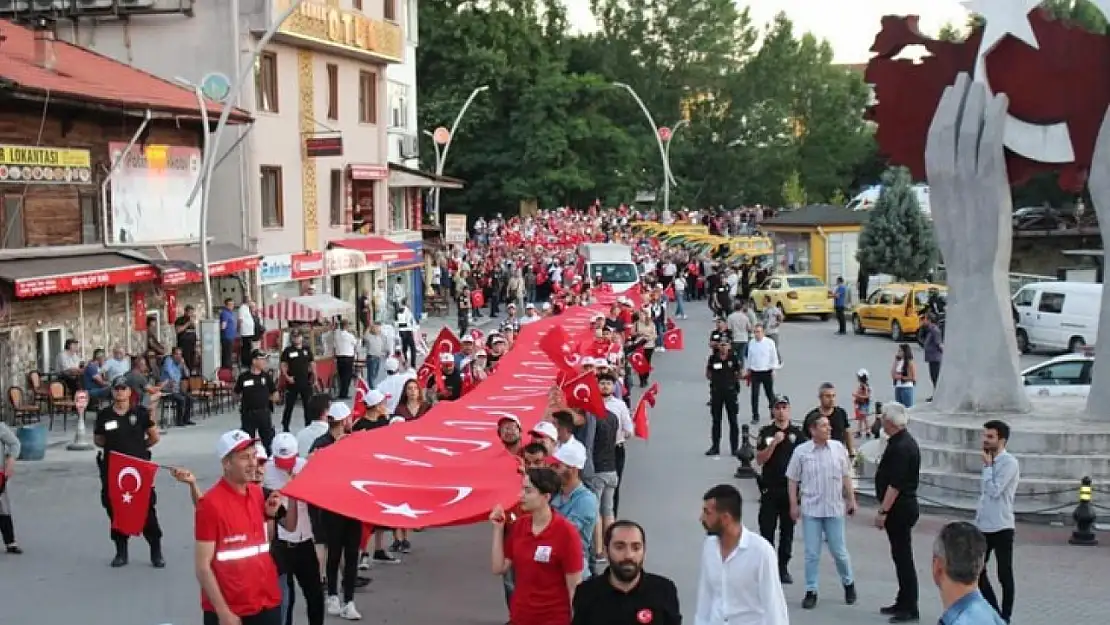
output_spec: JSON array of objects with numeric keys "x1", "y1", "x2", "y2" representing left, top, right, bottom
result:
[{"x1": 563, "y1": 0, "x2": 971, "y2": 64}]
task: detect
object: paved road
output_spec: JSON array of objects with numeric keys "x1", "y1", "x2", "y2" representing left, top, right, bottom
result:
[{"x1": 2, "y1": 302, "x2": 1104, "y2": 625}]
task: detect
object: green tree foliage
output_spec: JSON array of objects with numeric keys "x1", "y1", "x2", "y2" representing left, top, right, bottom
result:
[
  {"x1": 417, "y1": 1, "x2": 875, "y2": 216},
  {"x1": 937, "y1": 22, "x2": 965, "y2": 42},
  {"x1": 781, "y1": 171, "x2": 807, "y2": 208},
  {"x1": 856, "y1": 167, "x2": 938, "y2": 281}
]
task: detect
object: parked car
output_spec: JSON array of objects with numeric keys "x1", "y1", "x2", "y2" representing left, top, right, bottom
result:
[
  {"x1": 1013, "y1": 206, "x2": 1067, "y2": 230},
  {"x1": 1022, "y1": 352, "x2": 1093, "y2": 399},
  {"x1": 750, "y1": 274, "x2": 834, "y2": 319},
  {"x1": 1013, "y1": 281, "x2": 1100, "y2": 354},
  {"x1": 852, "y1": 283, "x2": 947, "y2": 342}
]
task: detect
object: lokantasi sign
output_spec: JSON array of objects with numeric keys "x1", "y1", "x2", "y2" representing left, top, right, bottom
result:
[{"x1": 107, "y1": 451, "x2": 159, "y2": 536}]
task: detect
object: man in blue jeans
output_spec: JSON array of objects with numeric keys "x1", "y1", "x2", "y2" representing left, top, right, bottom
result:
[
  {"x1": 834, "y1": 276, "x2": 849, "y2": 335},
  {"x1": 786, "y1": 414, "x2": 858, "y2": 611}
]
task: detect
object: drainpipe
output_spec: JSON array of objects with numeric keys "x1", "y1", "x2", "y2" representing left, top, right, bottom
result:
[
  {"x1": 816, "y1": 226, "x2": 830, "y2": 284},
  {"x1": 101, "y1": 110, "x2": 152, "y2": 244}
]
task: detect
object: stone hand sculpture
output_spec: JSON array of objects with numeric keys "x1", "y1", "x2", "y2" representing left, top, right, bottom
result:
[
  {"x1": 924, "y1": 73, "x2": 1032, "y2": 415},
  {"x1": 1082, "y1": 107, "x2": 1110, "y2": 420}
]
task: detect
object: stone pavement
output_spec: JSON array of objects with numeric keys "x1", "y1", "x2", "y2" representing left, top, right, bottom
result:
[{"x1": 2, "y1": 301, "x2": 1104, "y2": 625}]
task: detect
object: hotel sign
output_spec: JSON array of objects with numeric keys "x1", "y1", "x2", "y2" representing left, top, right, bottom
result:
[{"x1": 274, "y1": 0, "x2": 403, "y2": 62}]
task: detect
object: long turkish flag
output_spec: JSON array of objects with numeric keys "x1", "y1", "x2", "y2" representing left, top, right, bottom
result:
[{"x1": 107, "y1": 451, "x2": 159, "y2": 536}]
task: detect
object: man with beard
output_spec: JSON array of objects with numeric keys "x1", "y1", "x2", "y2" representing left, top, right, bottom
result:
[
  {"x1": 498, "y1": 414, "x2": 523, "y2": 456},
  {"x1": 695, "y1": 484, "x2": 789, "y2": 625},
  {"x1": 571, "y1": 521, "x2": 681, "y2": 625}
]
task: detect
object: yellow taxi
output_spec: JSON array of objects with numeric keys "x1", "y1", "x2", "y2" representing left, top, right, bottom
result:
[
  {"x1": 852, "y1": 282, "x2": 947, "y2": 342},
  {"x1": 751, "y1": 274, "x2": 834, "y2": 320}
]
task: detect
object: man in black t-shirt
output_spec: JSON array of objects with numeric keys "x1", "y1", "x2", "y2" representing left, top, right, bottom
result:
[
  {"x1": 802, "y1": 382, "x2": 855, "y2": 456},
  {"x1": 174, "y1": 305, "x2": 199, "y2": 370},
  {"x1": 280, "y1": 331, "x2": 316, "y2": 432},
  {"x1": 351, "y1": 389, "x2": 390, "y2": 432},
  {"x1": 755, "y1": 395, "x2": 804, "y2": 583}
]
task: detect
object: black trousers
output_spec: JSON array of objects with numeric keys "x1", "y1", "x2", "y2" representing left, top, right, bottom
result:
[
  {"x1": 709, "y1": 389, "x2": 739, "y2": 453},
  {"x1": 0, "y1": 514, "x2": 14, "y2": 545},
  {"x1": 979, "y1": 528, "x2": 1015, "y2": 621},
  {"x1": 613, "y1": 443, "x2": 627, "y2": 516},
  {"x1": 242, "y1": 408, "x2": 276, "y2": 454},
  {"x1": 886, "y1": 501, "x2": 920, "y2": 612},
  {"x1": 221, "y1": 339, "x2": 234, "y2": 369},
  {"x1": 281, "y1": 384, "x2": 313, "y2": 432},
  {"x1": 240, "y1": 337, "x2": 254, "y2": 369},
  {"x1": 758, "y1": 487, "x2": 794, "y2": 568},
  {"x1": 99, "y1": 473, "x2": 162, "y2": 544},
  {"x1": 336, "y1": 356, "x2": 355, "y2": 399},
  {"x1": 835, "y1": 306, "x2": 847, "y2": 333},
  {"x1": 325, "y1": 515, "x2": 361, "y2": 603},
  {"x1": 639, "y1": 348, "x2": 654, "y2": 386},
  {"x1": 928, "y1": 361, "x2": 941, "y2": 389},
  {"x1": 166, "y1": 391, "x2": 194, "y2": 425},
  {"x1": 749, "y1": 371, "x2": 775, "y2": 421},
  {"x1": 399, "y1": 331, "x2": 417, "y2": 368},
  {"x1": 279, "y1": 540, "x2": 325, "y2": 625},
  {"x1": 204, "y1": 607, "x2": 281, "y2": 625}
]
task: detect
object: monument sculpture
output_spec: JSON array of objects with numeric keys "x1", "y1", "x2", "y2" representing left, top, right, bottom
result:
[{"x1": 864, "y1": 6, "x2": 1110, "y2": 515}]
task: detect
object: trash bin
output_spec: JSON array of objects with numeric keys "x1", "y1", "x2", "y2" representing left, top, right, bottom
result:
[{"x1": 16, "y1": 423, "x2": 47, "y2": 461}]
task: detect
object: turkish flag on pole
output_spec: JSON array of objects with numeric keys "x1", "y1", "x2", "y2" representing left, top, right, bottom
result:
[
  {"x1": 429, "y1": 327, "x2": 463, "y2": 360},
  {"x1": 629, "y1": 347, "x2": 652, "y2": 376},
  {"x1": 633, "y1": 383, "x2": 659, "y2": 440},
  {"x1": 662, "y1": 328, "x2": 685, "y2": 351},
  {"x1": 351, "y1": 377, "x2": 371, "y2": 419},
  {"x1": 664, "y1": 285, "x2": 675, "y2": 301},
  {"x1": 107, "y1": 451, "x2": 159, "y2": 536},
  {"x1": 538, "y1": 326, "x2": 580, "y2": 375},
  {"x1": 560, "y1": 371, "x2": 607, "y2": 418}
]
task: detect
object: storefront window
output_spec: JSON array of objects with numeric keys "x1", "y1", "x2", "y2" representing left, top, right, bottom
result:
[
  {"x1": 390, "y1": 188, "x2": 407, "y2": 231},
  {"x1": 773, "y1": 234, "x2": 810, "y2": 275}
]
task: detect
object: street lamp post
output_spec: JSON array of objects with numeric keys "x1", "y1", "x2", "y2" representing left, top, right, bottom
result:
[
  {"x1": 663, "y1": 118, "x2": 689, "y2": 190},
  {"x1": 426, "y1": 85, "x2": 488, "y2": 222},
  {"x1": 613, "y1": 82, "x2": 672, "y2": 214},
  {"x1": 185, "y1": 0, "x2": 307, "y2": 316}
]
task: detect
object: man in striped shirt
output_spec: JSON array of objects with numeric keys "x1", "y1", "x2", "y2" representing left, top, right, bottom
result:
[{"x1": 786, "y1": 414, "x2": 858, "y2": 611}]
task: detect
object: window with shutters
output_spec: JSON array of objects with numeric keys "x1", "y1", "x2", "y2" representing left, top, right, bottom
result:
[
  {"x1": 260, "y1": 166, "x2": 284, "y2": 228},
  {"x1": 255, "y1": 52, "x2": 279, "y2": 113},
  {"x1": 79, "y1": 192, "x2": 99, "y2": 243},
  {"x1": 326, "y1": 63, "x2": 339, "y2": 120},
  {"x1": 359, "y1": 71, "x2": 377, "y2": 124}
]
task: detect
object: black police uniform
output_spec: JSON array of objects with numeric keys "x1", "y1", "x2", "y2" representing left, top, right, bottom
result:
[
  {"x1": 236, "y1": 367, "x2": 277, "y2": 452},
  {"x1": 705, "y1": 348, "x2": 741, "y2": 455},
  {"x1": 280, "y1": 343, "x2": 315, "y2": 431},
  {"x1": 756, "y1": 420, "x2": 804, "y2": 577},
  {"x1": 93, "y1": 403, "x2": 162, "y2": 566},
  {"x1": 571, "y1": 569, "x2": 682, "y2": 625}
]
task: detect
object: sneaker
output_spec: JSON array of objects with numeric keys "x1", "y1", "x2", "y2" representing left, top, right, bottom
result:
[
  {"x1": 326, "y1": 595, "x2": 342, "y2": 616},
  {"x1": 657, "y1": 346, "x2": 666, "y2": 353},
  {"x1": 358, "y1": 552, "x2": 371, "y2": 570},
  {"x1": 389, "y1": 539, "x2": 404, "y2": 553},
  {"x1": 339, "y1": 601, "x2": 362, "y2": 620},
  {"x1": 373, "y1": 549, "x2": 400, "y2": 563},
  {"x1": 845, "y1": 583, "x2": 857, "y2": 605},
  {"x1": 400, "y1": 539, "x2": 412, "y2": 553},
  {"x1": 802, "y1": 592, "x2": 818, "y2": 609}
]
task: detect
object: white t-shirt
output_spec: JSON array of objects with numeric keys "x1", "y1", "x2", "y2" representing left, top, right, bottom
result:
[
  {"x1": 238, "y1": 304, "x2": 255, "y2": 338},
  {"x1": 334, "y1": 329, "x2": 358, "y2": 357}
]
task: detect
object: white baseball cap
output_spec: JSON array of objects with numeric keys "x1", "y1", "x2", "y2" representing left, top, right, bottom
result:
[
  {"x1": 364, "y1": 389, "x2": 386, "y2": 407},
  {"x1": 526, "y1": 302, "x2": 537, "y2": 309},
  {"x1": 389, "y1": 416, "x2": 406, "y2": 425},
  {"x1": 542, "y1": 303, "x2": 552, "y2": 311},
  {"x1": 216, "y1": 429, "x2": 257, "y2": 459},
  {"x1": 384, "y1": 357, "x2": 400, "y2": 372},
  {"x1": 439, "y1": 352, "x2": 455, "y2": 363},
  {"x1": 857, "y1": 368, "x2": 870, "y2": 378},
  {"x1": 498, "y1": 413, "x2": 521, "y2": 427},
  {"x1": 530, "y1": 421, "x2": 558, "y2": 441},
  {"x1": 253, "y1": 442, "x2": 269, "y2": 460},
  {"x1": 461, "y1": 335, "x2": 475, "y2": 343},
  {"x1": 272, "y1": 432, "x2": 298, "y2": 459},
  {"x1": 553, "y1": 438, "x2": 587, "y2": 470},
  {"x1": 327, "y1": 402, "x2": 352, "y2": 421}
]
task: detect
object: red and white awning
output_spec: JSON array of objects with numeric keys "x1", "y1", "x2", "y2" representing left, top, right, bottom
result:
[{"x1": 262, "y1": 294, "x2": 354, "y2": 323}]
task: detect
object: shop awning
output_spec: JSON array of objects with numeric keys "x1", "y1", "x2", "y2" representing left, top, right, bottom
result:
[
  {"x1": 330, "y1": 237, "x2": 416, "y2": 263},
  {"x1": 388, "y1": 163, "x2": 465, "y2": 189},
  {"x1": 0, "y1": 253, "x2": 158, "y2": 298},
  {"x1": 132, "y1": 243, "x2": 261, "y2": 286},
  {"x1": 262, "y1": 294, "x2": 354, "y2": 322}
]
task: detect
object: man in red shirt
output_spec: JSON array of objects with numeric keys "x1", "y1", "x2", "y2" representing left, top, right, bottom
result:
[
  {"x1": 491, "y1": 467, "x2": 584, "y2": 625},
  {"x1": 195, "y1": 430, "x2": 285, "y2": 625}
]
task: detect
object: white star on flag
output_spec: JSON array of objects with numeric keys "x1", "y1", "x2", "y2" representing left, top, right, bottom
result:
[
  {"x1": 962, "y1": 0, "x2": 1043, "y2": 53},
  {"x1": 426, "y1": 446, "x2": 460, "y2": 456},
  {"x1": 121, "y1": 492, "x2": 133, "y2": 504},
  {"x1": 377, "y1": 502, "x2": 430, "y2": 519}
]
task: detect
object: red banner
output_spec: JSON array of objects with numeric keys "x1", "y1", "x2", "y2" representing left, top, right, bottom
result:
[
  {"x1": 165, "y1": 289, "x2": 178, "y2": 322},
  {"x1": 133, "y1": 290, "x2": 147, "y2": 331},
  {"x1": 161, "y1": 255, "x2": 261, "y2": 286},
  {"x1": 282, "y1": 305, "x2": 600, "y2": 528},
  {"x1": 291, "y1": 251, "x2": 324, "y2": 280},
  {"x1": 14, "y1": 265, "x2": 157, "y2": 298}
]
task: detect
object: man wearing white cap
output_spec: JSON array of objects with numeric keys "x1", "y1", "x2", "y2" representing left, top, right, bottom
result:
[
  {"x1": 195, "y1": 430, "x2": 287, "y2": 625},
  {"x1": 455, "y1": 335, "x2": 476, "y2": 369},
  {"x1": 530, "y1": 421, "x2": 559, "y2": 454},
  {"x1": 264, "y1": 433, "x2": 324, "y2": 625},
  {"x1": 429, "y1": 352, "x2": 464, "y2": 400},
  {"x1": 520, "y1": 303, "x2": 542, "y2": 325},
  {"x1": 351, "y1": 390, "x2": 389, "y2": 432},
  {"x1": 551, "y1": 439, "x2": 600, "y2": 580},
  {"x1": 377, "y1": 357, "x2": 409, "y2": 415}
]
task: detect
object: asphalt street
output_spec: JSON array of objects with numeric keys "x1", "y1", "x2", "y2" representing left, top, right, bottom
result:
[{"x1": 2, "y1": 302, "x2": 1106, "y2": 625}]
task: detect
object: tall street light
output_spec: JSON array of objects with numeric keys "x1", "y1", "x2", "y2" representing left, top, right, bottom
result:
[
  {"x1": 612, "y1": 82, "x2": 673, "y2": 214},
  {"x1": 428, "y1": 85, "x2": 489, "y2": 223},
  {"x1": 185, "y1": 0, "x2": 308, "y2": 316},
  {"x1": 663, "y1": 118, "x2": 690, "y2": 190}
]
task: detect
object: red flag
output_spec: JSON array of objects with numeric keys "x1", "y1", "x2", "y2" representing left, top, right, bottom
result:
[
  {"x1": 664, "y1": 285, "x2": 675, "y2": 301},
  {"x1": 428, "y1": 327, "x2": 462, "y2": 360},
  {"x1": 629, "y1": 347, "x2": 652, "y2": 376},
  {"x1": 417, "y1": 363, "x2": 435, "y2": 389},
  {"x1": 107, "y1": 451, "x2": 159, "y2": 536},
  {"x1": 471, "y1": 290, "x2": 485, "y2": 309},
  {"x1": 560, "y1": 371, "x2": 607, "y2": 418},
  {"x1": 538, "y1": 326, "x2": 580, "y2": 374},
  {"x1": 433, "y1": 365, "x2": 448, "y2": 395},
  {"x1": 351, "y1": 377, "x2": 371, "y2": 418},
  {"x1": 662, "y1": 328, "x2": 684, "y2": 351},
  {"x1": 633, "y1": 383, "x2": 659, "y2": 440},
  {"x1": 665, "y1": 318, "x2": 676, "y2": 331}
]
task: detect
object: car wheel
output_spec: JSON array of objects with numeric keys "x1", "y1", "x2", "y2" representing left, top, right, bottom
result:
[
  {"x1": 853, "y1": 314, "x2": 865, "y2": 335},
  {"x1": 1016, "y1": 329, "x2": 1030, "y2": 354},
  {"x1": 819, "y1": 313, "x2": 830, "y2": 321},
  {"x1": 1068, "y1": 337, "x2": 1086, "y2": 353},
  {"x1": 891, "y1": 320, "x2": 904, "y2": 342}
]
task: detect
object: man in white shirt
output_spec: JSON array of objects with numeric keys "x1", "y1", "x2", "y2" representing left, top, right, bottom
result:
[
  {"x1": 373, "y1": 280, "x2": 388, "y2": 323},
  {"x1": 102, "y1": 345, "x2": 131, "y2": 382},
  {"x1": 238, "y1": 298, "x2": 257, "y2": 369},
  {"x1": 295, "y1": 395, "x2": 335, "y2": 460},
  {"x1": 695, "y1": 484, "x2": 789, "y2": 625},
  {"x1": 263, "y1": 432, "x2": 324, "y2": 625},
  {"x1": 390, "y1": 277, "x2": 407, "y2": 319},
  {"x1": 377, "y1": 358, "x2": 413, "y2": 415},
  {"x1": 333, "y1": 320, "x2": 358, "y2": 399},
  {"x1": 743, "y1": 324, "x2": 779, "y2": 425}
]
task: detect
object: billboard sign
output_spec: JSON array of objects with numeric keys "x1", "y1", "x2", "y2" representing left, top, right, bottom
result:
[
  {"x1": 108, "y1": 143, "x2": 203, "y2": 245},
  {"x1": 0, "y1": 144, "x2": 92, "y2": 185},
  {"x1": 444, "y1": 214, "x2": 467, "y2": 244}
]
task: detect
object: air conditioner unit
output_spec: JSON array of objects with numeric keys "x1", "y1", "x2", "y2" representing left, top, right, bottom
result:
[
  {"x1": 73, "y1": 0, "x2": 116, "y2": 9},
  {"x1": 0, "y1": 0, "x2": 30, "y2": 11},
  {"x1": 116, "y1": 0, "x2": 156, "y2": 8},
  {"x1": 400, "y1": 135, "x2": 419, "y2": 159}
]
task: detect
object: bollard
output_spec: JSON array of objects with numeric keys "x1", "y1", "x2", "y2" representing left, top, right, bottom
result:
[
  {"x1": 1069, "y1": 476, "x2": 1098, "y2": 546},
  {"x1": 734, "y1": 424, "x2": 757, "y2": 479}
]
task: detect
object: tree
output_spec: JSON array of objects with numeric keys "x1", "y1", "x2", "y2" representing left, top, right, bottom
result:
[
  {"x1": 781, "y1": 171, "x2": 807, "y2": 208},
  {"x1": 856, "y1": 167, "x2": 938, "y2": 281},
  {"x1": 937, "y1": 21, "x2": 965, "y2": 42}
]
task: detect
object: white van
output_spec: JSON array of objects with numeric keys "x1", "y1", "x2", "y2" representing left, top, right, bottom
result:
[
  {"x1": 579, "y1": 243, "x2": 639, "y2": 293},
  {"x1": 1012, "y1": 281, "x2": 1101, "y2": 354},
  {"x1": 846, "y1": 184, "x2": 932, "y2": 216}
]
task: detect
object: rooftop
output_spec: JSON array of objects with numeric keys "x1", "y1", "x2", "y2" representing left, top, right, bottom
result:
[
  {"x1": 762, "y1": 204, "x2": 869, "y2": 227},
  {"x1": 0, "y1": 20, "x2": 251, "y2": 122}
]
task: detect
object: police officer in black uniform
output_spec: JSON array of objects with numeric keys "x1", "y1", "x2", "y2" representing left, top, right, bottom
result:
[
  {"x1": 709, "y1": 316, "x2": 733, "y2": 349},
  {"x1": 280, "y1": 330, "x2": 316, "y2": 432},
  {"x1": 705, "y1": 338, "x2": 741, "y2": 457},
  {"x1": 755, "y1": 395, "x2": 803, "y2": 584},
  {"x1": 93, "y1": 376, "x2": 163, "y2": 568},
  {"x1": 236, "y1": 349, "x2": 279, "y2": 452}
]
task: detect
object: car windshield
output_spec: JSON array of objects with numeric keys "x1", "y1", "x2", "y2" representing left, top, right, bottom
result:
[
  {"x1": 591, "y1": 263, "x2": 638, "y2": 283},
  {"x1": 786, "y1": 276, "x2": 823, "y2": 288},
  {"x1": 915, "y1": 290, "x2": 947, "y2": 306}
]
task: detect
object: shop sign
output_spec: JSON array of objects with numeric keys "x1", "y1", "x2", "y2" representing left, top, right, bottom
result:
[
  {"x1": 306, "y1": 135, "x2": 344, "y2": 158},
  {"x1": 327, "y1": 248, "x2": 376, "y2": 276},
  {"x1": 161, "y1": 255, "x2": 261, "y2": 286},
  {"x1": 274, "y1": 0, "x2": 403, "y2": 61},
  {"x1": 14, "y1": 265, "x2": 158, "y2": 298},
  {"x1": 444, "y1": 214, "x2": 467, "y2": 244},
  {"x1": 292, "y1": 251, "x2": 325, "y2": 280},
  {"x1": 259, "y1": 254, "x2": 293, "y2": 285},
  {"x1": 350, "y1": 164, "x2": 389, "y2": 180},
  {"x1": 107, "y1": 142, "x2": 203, "y2": 245},
  {"x1": 0, "y1": 144, "x2": 92, "y2": 185},
  {"x1": 389, "y1": 240, "x2": 424, "y2": 271}
]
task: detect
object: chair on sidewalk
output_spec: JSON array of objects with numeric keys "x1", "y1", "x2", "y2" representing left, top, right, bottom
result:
[
  {"x1": 47, "y1": 381, "x2": 76, "y2": 431},
  {"x1": 26, "y1": 371, "x2": 50, "y2": 410},
  {"x1": 187, "y1": 375, "x2": 215, "y2": 418},
  {"x1": 8, "y1": 387, "x2": 41, "y2": 426}
]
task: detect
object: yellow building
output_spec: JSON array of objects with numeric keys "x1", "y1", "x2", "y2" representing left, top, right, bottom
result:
[{"x1": 760, "y1": 205, "x2": 868, "y2": 285}]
